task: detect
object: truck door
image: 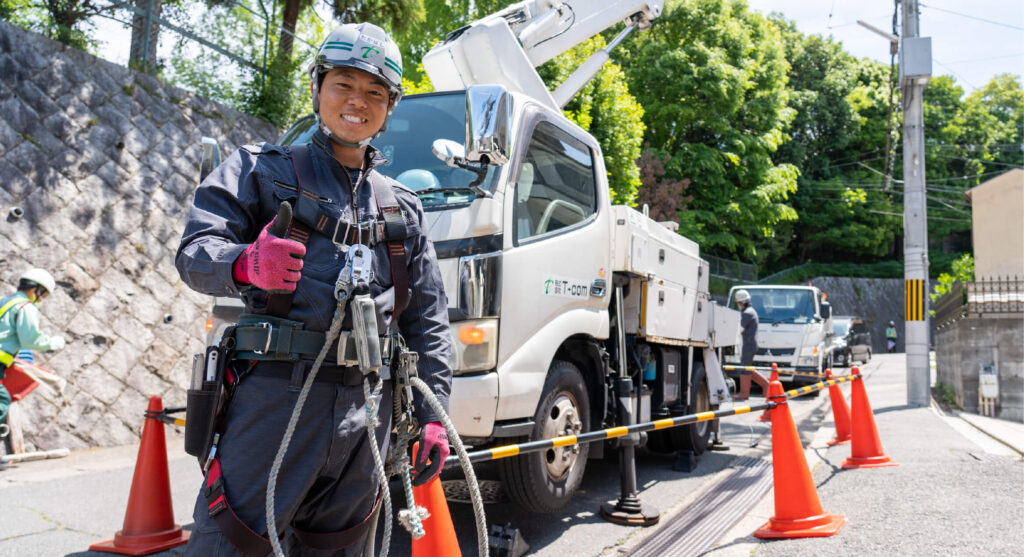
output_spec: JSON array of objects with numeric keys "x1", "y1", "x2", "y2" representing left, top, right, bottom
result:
[{"x1": 497, "y1": 114, "x2": 611, "y2": 413}]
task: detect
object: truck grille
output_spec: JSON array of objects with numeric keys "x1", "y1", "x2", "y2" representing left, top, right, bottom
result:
[{"x1": 756, "y1": 347, "x2": 795, "y2": 356}]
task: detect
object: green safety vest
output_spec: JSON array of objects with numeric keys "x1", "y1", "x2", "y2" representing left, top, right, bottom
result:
[{"x1": 0, "y1": 296, "x2": 30, "y2": 367}]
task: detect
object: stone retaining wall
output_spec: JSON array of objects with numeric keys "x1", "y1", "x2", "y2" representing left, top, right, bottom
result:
[{"x1": 0, "y1": 21, "x2": 278, "y2": 450}]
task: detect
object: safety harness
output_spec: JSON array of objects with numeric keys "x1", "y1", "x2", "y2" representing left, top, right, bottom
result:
[
  {"x1": 201, "y1": 144, "x2": 412, "y2": 556},
  {"x1": 265, "y1": 142, "x2": 410, "y2": 320},
  {"x1": 0, "y1": 295, "x2": 31, "y2": 370}
]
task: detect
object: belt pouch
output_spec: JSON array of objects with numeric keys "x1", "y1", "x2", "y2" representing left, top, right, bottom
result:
[{"x1": 185, "y1": 345, "x2": 225, "y2": 458}]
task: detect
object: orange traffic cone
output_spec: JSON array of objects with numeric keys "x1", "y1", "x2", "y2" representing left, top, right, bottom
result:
[
  {"x1": 411, "y1": 444, "x2": 462, "y2": 557},
  {"x1": 757, "y1": 364, "x2": 779, "y2": 422},
  {"x1": 754, "y1": 379, "x2": 846, "y2": 539},
  {"x1": 90, "y1": 396, "x2": 190, "y2": 555},
  {"x1": 826, "y1": 369, "x2": 852, "y2": 446},
  {"x1": 842, "y1": 367, "x2": 899, "y2": 469}
]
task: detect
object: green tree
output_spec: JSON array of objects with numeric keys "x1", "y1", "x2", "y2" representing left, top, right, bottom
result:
[
  {"x1": 769, "y1": 18, "x2": 900, "y2": 267},
  {"x1": 622, "y1": 0, "x2": 798, "y2": 258},
  {"x1": 538, "y1": 35, "x2": 645, "y2": 204}
]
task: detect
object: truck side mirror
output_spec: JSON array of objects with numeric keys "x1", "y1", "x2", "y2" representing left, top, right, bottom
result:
[
  {"x1": 820, "y1": 301, "x2": 831, "y2": 319},
  {"x1": 199, "y1": 136, "x2": 221, "y2": 183},
  {"x1": 465, "y1": 84, "x2": 511, "y2": 166},
  {"x1": 432, "y1": 139, "x2": 467, "y2": 167}
]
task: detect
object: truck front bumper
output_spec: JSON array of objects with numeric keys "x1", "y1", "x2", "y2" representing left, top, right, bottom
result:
[{"x1": 448, "y1": 372, "x2": 499, "y2": 438}]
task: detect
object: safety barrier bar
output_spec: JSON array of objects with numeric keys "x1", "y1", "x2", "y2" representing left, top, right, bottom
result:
[
  {"x1": 145, "y1": 406, "x2": 186, "y2": 427},
  {"x1": 442, "y1": 401, "x2": 776, "y2": 469},
  {"x1": 722, "y1": 365, "x2": 831, "y2": 379},
  {"x1": 442, "y1": 372, "x2": 862, "y2": 468},
  {"x1": 142, "y1": 376, "x2": 861, "y2": 468}
]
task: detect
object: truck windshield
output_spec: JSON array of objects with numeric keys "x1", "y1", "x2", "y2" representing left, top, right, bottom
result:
[
  {"x1": 833, "y1": 320, "x2": 850, "y2": 336},
  {"x1": 278, "y1": 92, "x2": 498, "y2": 209},
  {"x1": 735, "y1": 289, "x2": 817, "y2": 324}
]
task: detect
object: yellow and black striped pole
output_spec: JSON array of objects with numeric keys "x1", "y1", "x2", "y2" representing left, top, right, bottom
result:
[
  {"x1": 905, "y1": 278, "x2": 926, "y2": 322},
  {"x1": 444, "y1": 373, "x2": 863, "y2": 468}
]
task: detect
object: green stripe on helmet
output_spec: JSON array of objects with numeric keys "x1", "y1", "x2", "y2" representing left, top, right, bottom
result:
[{"x1": 384, "y1": 58, "x2": 403, "y2": 77}]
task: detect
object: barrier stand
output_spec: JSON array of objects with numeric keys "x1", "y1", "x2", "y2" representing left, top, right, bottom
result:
[
  {"x1": 600, "y1": 284, "x2": 660, "y2": 526},
  {"x1": 825, "y1": 369, "x2": 853, "y2": 445},
  {"x1": 841, "y1": 366, "x2": 898, "y2": 469},
  {"x1": 90, "y1": 396, "x2": 190, "y2": 555},
  {"x1": 753, "y1": 379, "x2": 846, "y2": 539}
]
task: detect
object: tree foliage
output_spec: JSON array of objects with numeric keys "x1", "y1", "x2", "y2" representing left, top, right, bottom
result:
[
  {"x1": 622, "y1": 0, "x2": 798, "y2": 258},
  {"x1": 769, "y1": 18, "x2": 900, "y2": 266},
  {"x1": 538, "y1": 35, "x2": 645, "y2": 204}
]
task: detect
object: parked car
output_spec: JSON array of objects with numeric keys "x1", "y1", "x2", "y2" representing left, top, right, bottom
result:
[{"x1": 831, "y1": 316, "x2": 872, "y2": 367}]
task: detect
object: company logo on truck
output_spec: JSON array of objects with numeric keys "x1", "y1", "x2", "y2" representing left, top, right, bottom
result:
[{"x1": 544, "y1": 277, "x2": 589, "y2": 298}]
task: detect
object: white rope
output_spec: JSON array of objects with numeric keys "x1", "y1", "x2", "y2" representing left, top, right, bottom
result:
[
  {"x1": 410, "y1": 376, "x2": 489, "y2": 557},
  {"x1": 363, "y1": 378, "x2": 394, "y2": 557}
]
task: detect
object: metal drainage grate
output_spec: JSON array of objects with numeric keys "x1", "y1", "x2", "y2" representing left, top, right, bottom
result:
[
  {"x1": 629, "y1": 456, "x2": 773, "y2": 557},
  {"x1": 442, "y1": 479, "x2": 507, "y2": 504}
]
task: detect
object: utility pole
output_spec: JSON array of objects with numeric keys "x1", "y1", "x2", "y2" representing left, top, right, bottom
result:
[{"x1": 900, "y1": 0, "x2": 932, "y2": 406}]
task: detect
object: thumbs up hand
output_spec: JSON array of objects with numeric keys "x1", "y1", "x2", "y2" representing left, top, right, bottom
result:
[{"x1": 232, "y1": 202, "x2": 306, "y2": 293}]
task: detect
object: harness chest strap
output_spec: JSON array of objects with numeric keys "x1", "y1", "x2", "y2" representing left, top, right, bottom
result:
[
  {"x1": 0, "y1": 297, "x2": 30, "y2": 367},
  {"x1": 266, "y1": 144, "x2": 411, "y2": 322},
  {"x1": 204, "y1": 457, "x2": 383, "y2": 556}
]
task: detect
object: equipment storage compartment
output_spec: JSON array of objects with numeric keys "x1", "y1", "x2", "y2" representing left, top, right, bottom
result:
[{"x1": 613, "y1": 205, "x2": 708, "y2": 343}]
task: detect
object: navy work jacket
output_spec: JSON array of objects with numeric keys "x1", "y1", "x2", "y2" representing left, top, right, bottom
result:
[{"x1": 175, "y1": 131, "x2": 451, "y2": 422}]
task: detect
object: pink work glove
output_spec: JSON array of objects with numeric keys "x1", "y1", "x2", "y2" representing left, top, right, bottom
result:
[
  {"x1": 232, "y1": 202, "x2": 306, "y2": 293},
  {"x1": 412, "y1": 421, "x2": 450, "y2": 486}
]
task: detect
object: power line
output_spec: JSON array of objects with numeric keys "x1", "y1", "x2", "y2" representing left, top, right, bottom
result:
[
  {"x1": 920, "y1": 4, "x2": 1024, "y2": 32},
  {"x1": 933, "y1": 58, "x2": 976, "y2": 89}
]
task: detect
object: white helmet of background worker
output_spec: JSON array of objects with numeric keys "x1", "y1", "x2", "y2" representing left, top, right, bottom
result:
[
  {"x1": 19, "y1": 268, "x2": 56, "y2": 296},
  {"x1": 735, "y1": 289, "x2": 751, "y2": 305},
  {"x1": 309, "y1": 22, "x2": 403, "y2": 148}
]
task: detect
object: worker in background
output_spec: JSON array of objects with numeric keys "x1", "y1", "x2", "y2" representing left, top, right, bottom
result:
[
  {"x1": 0, "y1": 269, "x2": 66, "y2": 471},
  {"x1": 734, "y1": 289, "x2": 768, "y2": 400},
  {"x1": 886, "y1": 320, "x2": 898, "y2": 353},
  {"x1": 176, "y1": 22, "x2": 451, "y2": 556}
]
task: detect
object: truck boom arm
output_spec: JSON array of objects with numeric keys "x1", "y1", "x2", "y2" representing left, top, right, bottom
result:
[{"x1": 423, "y1": 0, "x2": 663, "y2": 111}]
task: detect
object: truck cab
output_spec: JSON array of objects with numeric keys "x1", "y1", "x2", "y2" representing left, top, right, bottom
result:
[{"x1": 724, "y1": 284, "x2": 834, "y2": 385}]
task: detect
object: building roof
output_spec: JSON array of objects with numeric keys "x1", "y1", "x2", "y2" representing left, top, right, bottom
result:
[{"x1": 965, "y1": 168, "x2": 1024, "y2": 201}]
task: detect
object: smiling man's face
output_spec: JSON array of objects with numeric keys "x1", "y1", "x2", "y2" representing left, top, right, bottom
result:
[{"x1": 318, "y1": 67, "x2": 392, "y2": 154}]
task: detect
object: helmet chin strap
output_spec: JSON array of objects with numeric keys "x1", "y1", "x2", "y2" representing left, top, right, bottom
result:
[{"x1": 318, "y1": 119, "x2": 375, "y2": 149}]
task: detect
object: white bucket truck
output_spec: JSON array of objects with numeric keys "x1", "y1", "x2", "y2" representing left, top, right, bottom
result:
[{"x1": 724, "y1": 284, "x2": 834, "y2": 386}]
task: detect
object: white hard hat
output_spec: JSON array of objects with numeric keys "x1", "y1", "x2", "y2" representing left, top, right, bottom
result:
[
  {"x1": 19, "y1": 268, "x2": 56, "y2": 295},
  {"x1": 734, "y1": 289, "x2": 751, "y2": 304}
]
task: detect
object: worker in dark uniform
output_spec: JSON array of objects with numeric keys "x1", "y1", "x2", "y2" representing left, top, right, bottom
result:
[
  {"x1": 734, "y1": 289, "x2": 767, "y2": 400},
  {"x1": 176, "y1": 22, "x2": 451, "y2": 556}
]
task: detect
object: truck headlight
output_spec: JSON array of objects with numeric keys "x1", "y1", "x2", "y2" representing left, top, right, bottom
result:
[
  {"x1": 799, "y1": 346, "x2": 818, "y2": 357},
  {"x1": 451, "y1": 319, "x2": 498, "y2": 374}
]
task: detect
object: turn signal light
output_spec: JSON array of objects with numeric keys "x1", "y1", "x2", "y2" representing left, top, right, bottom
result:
[
  {"x1": 205, "y1": 316, "x2": 214, "y2": 333},
  {"x1": 458, "y1": 325, "x2": 487, "y2": 345}
]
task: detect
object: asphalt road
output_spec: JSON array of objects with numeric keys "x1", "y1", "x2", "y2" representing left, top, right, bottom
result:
[{"x1": 2, "y1": 354, "x2": 1020, "y2": 556}]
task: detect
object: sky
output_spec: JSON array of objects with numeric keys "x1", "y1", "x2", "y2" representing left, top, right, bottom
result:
[
  {"x1": 91, "y1": 0, "x2": 1024, "y2": 94},
  {"x1": 747, "y1": 0, "x2": 1024, "y2": 93}
]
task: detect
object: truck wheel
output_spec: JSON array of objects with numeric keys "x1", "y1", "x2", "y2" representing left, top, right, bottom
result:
[
  {"x1": 673, "y1": 362, "x2": 711, "y2": 454},
  {"x1": 498, "y1": 360, "x2": 590, "y2": 513}
]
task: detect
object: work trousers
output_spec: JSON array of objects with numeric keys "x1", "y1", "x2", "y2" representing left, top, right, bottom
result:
[{"x1": 186, "y1": 370, "x2": 393, "y2": 557}]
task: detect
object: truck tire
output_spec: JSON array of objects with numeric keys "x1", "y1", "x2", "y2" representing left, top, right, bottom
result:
[
  {"x1": 675, "y1": 362, "x2": 711, "y2": 454},
  {"x1": 498, "y1": 360, "x2": 591, "y2": 513}
]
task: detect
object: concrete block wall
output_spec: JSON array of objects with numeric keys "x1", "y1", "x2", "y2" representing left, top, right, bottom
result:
[
  {"x1": 935, "y1": 317, "x2": 1024, "y2": 423},
  {"x1": 0, "y1": 21, "x2": 278, "y2": 450}
]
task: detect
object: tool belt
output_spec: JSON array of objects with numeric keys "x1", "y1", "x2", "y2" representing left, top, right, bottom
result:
[{"x1": 233, "y1": 313, "x2": 385, "y2": 366}]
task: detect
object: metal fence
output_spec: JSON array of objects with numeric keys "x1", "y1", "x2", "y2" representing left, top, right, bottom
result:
[
  {"x1": 705, "y1": 255, "x2": 757, "y2": 282},
  {"x1": 934, "y1": 276, "x2": 1024, "y2": 328}
]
